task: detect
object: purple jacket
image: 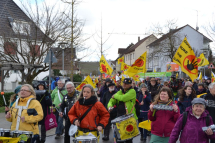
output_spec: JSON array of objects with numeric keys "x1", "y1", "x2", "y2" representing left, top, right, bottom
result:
[{"x1": 169, "y1": 106, "x2": 215, "y2": 143}]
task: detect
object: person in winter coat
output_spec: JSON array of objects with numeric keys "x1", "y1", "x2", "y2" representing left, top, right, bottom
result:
[
  {"x1": 59, "y1": 82, "x2": 79, "y2": 143},
  {"x1": 68, "y1": 84, "x2": 110, "y2": 142},
  {"x1": 5, "y1": 84, "x2": 43, "y2": 143},
  {"x1": 35, "y1": 82, "x2": 52, "y2": 143},
  {"x1": 51, "y1": 79, "x2": 68, "y2": 139},
  {"x1": 177, "y1": 86, "x2": 196, "y2": 114},
  {"x1": 148, "y1": 87, "x2": 180, "y2": 143},
  {"x1": 196, "y1": 83, "x2": 207, "y2": 95},
  {"x1": 148, "y1": 78, "x2": 162, "y2": 101},
  {"x1": 108, "y1": 78, "x2": 137, "y2": 143},
  {"x1": 201, "y1": 82, "x2": 215, "y2": 143},
  {"x1": 97, "y1": 78, "x2": 112, "y2": 102},
  {"x1": 138, "y1": 83, "x2": 151, "y2": 141},
  {"x1": 102, "y1": 82, "x2": 117, "y2": 141},
  {"x1": 169, "y1": 98, "x2": 215, "y2": 143}
]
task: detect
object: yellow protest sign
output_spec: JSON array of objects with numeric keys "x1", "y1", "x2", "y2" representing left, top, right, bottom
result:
[
  {"x1": 132, "y1": 74, "x2": 140, "y2": 81},
  {"x1": 100, "y1": 55, "x2": 113, "y2": 75},
  {"x1": 0, "y1": 137, "x2": 20, "y2": 143},
  {"x1": 125, "y1": 52, "x2": 147, "y2": 77},
  {"x1": 121, "y1": 62, "x2": 130, "y2": 71},
  {"x1": 173, "y1": 37, "x2": 198, "y2": 81},
  {"x1": 197, "y1": 53, "x2": 209, "y2": 67},
  {"x1": 198, "y1": 72, "x2": 202, "y2": 80},
  {"x1": 118, "y1": 56, "x2": 124, "y2": 64},
  {"x1": 76, "y1": 75, "x2": 95, "y2": 91}
]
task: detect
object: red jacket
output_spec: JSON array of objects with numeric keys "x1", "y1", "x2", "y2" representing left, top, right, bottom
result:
[
  {"x1": 68, "y1": 96, "x2": 110, "y2": 130},
  {"x1": 148, "y1": 102, "x2": 180, "y2": 137}
]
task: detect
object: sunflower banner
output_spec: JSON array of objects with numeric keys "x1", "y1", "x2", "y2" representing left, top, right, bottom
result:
[
  {"x1": 100, "y1": 55, "x2": 113, "y2": 75},
  {"x1": 76, "y1": 75, "x2": 95, "y2": 91},
  {"x1": 132, "y1": 74, "x2": 140, "y2": 81},
  {"x1": 121, "y1": 62, "x2": 130, "y2": 71},
  {"x1": 118, "y1": 56, "x2": 124, "y2": 64},
  {"x1": 0, "y1": 137, "x2": 20, "y2": 143},
  {"x1": 173, "y1": 37, "x2": 198, "y2": 81},
  {"x1": 124, "y1": 52, "x2": 147, "y2": 77}
]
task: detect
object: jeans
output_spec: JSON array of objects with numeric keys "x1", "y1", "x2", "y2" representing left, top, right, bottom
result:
[
  {"x1": 31, "y1": 134, "x2": 39, "y2": 143},
  {"x1": 138, "y1": 115, "x2": 148, "y2": 139},
  {"x1": 55, "y1": 110, "x2": 64, "y2": 135}
]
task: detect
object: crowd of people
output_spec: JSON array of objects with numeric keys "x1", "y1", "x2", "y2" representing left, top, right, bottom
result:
[{"x1": 3, "y1": 75, "x2": 215, "y2": 143}]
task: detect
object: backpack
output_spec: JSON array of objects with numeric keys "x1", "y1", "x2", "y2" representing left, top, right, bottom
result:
[{"x1": 182, "y1": 111, "x2": 210, "y2": 130}]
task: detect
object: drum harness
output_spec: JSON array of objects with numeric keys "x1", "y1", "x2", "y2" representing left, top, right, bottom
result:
[{"x1": 14, "y1": 98, "x2": 34, "y2": 130}]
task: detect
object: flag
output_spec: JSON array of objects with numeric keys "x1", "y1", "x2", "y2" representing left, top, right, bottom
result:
[
  {"x1": 121, "y1": 62, "x2": 130, "y2": 71},
  {"x1": 212, "y1": 71, "x2": 215, "y2": 78},
  {"x1": 132, "y1": 74, "x2": 140, "y2": 81},
  {"x1": 100, "y1": 55, "x2": 113, "y2": 75},
  {"x1": 76, "y1": 75, "x2": 95, "y2": 91},
  {"x1": 154, "y1": 69, "x2": 156, "y2": 72},
  {"x1": 118, "y1": 56, "x2": 124, "y2": 64},
  {"x1": 176, "y1": 73, "x2": 178, "y2": 78},
  {"x1": 125, "y1": 52, "x2": 147, "y2": 77},
  {"x1": 173, "y1": 37, "x2": 198, "y2": 81},
  {"x1": 197, "y1": 53, "x2": 209, "y2": 67},
  {"x1": 198, "y1": 72, "x2": 202, "y2": 80},
  {"x1": 121, "y1": 75, "x2": 125, "y2": 85},
  {"x1": 0, "y1": 137, "x2": 20, "y2": 143}
]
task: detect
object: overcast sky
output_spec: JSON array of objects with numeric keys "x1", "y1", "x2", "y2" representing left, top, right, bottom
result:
[{"x1": 15, "y1": 0, "x2": 215, "y2": 62}]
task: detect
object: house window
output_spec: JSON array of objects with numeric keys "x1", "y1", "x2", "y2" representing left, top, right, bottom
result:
[
  {"x1": 133, "y1": 53, "x2": 134, "y2": 59},
  {"x1": 12, "y1": 20, "x2": 30, "y2": 35},
  {"x1": 30, "y1": 45, "x2": 40, "y2": 57},
  {"x1": 130, "y1": 54, "x2": 132, "y2": 60},
  {"x1": 4, "y1": 42, "x2": 17, "y2": 55},
  {"x1": 128, "y1": 55, "x2": 130, "y2": 60}
]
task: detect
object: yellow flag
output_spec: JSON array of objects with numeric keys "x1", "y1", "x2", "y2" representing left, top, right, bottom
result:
[
  {"x1": 121, "y1": 75, "x2": 125, "y2": 85},
  {"x1": 173, "y1": 37, "x2": 198, "y2": 81},
  {"x1": 132, "y1": 74, "x2": 140, "y2": 81},
  {"x1": 76, "y1": 75, "x2": 95, "y2": 91},
  {"x1": 100, "y1": 55, "x2": 113, "y2": 75},
  {"x1": 197, "y1": 53, "x2": 209, "y2": 67},
  {"x1": 125, "y1": 52, "x2": 147, "y2": 77},
  {"x1": 176, "y1": 73, "x2": 178, "y2": 78},
  {"x1": 198, "y1": 72, "x2": 202, "y2": 80},
  {"x1": 121, "y1": 62, "x2": 130, "y2": 71},
  {"x1": 118, "y1": 56, "x2": 124, "y2": 64},
  {"x1": 212, "y1": 71, "x2": 215, "y2": 78},
  {"x1": 154, "y1": 69, "x2": 156, "y2": 72}
]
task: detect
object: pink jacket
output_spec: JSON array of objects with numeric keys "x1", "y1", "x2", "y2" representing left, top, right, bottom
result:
[{"x1": 148, "y1": 102, "x2": 180, "y2": 137}]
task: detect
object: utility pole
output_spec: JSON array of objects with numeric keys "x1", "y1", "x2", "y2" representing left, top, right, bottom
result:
[
  {"x1": 71, "y1": 0, "x2": 74, "y2": 81},
  {"x1": 100, "y1": 15, "x2": 103, "y2": 82}
]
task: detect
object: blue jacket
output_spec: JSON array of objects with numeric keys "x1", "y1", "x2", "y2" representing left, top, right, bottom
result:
[
  {"x1": 177, "y1": 95, "x2": 192, "y2": 114},
  {"x1": 137, "y1": 91, "x2": 151, "y2": 118}
]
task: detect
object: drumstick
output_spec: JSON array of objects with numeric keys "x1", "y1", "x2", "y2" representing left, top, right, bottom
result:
[
  {"x1": 9, "y1": 107, "x2": 21, "y2": 118},
  {"x1": 1, "y1": 92, "x2": 7, "y2": 106}
]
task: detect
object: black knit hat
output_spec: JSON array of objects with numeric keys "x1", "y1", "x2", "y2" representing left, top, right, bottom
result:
[{"x1": 108, "y1": 83, "x2": 115, "y2": 87}]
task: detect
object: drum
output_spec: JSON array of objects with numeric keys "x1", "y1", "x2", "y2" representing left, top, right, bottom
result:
[
  {"x1": 3, "y1": 129, "x2": 11, "y2": 137},
  {"x1": 19, "y1": 131, "x2": 33, "y2": 143},
  {"x1": 0, "y1": 128, "x2": 3, "y2": 136},
  {"x1": 111, "y1": 114, "x2": 139, "y2": 142},
  {"x1": 10, "y1": 130, "x2": 23, "y2": 138},
  {"x1": 73, "y1": 135, "x2": 97, "y2": 143}
]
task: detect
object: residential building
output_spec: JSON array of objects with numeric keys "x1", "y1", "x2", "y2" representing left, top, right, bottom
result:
[{"x1": 147, "y1": 24, "x2": 212, "y2": 75}]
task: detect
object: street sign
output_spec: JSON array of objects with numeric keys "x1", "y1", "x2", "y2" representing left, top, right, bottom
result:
[
  {"x1": 208, "y1": 63, "x2": 215, "y2": 69},
  {"x1": 44, "y1": 50, "x2": 57, "y2": 63}
]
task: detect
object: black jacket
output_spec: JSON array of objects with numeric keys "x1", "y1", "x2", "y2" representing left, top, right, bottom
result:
[
  {"x1": 201, "y1": 92, "x2": 215, "y2": 124},
  {"x1": 60, "y1": 90, "x2": 79, "y2": 119},
  {"x1": 148, "y1": 83, "x2": 162, "y2": 101},
  {"x1": 35, "y1": 90, "x2": 52, "y2": 125}
]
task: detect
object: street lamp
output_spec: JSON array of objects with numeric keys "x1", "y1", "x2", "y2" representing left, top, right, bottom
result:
[{"x1": 59, "y1": 42, "x2": 68, "y2": 77}]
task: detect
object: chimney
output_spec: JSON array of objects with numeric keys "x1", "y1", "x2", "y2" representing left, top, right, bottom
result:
[{"x1": 138, "y1": 36, "x2": 140, "y2": 42}]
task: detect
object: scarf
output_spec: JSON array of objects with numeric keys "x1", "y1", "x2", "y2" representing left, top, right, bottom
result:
[
  {"x1": 68, "y1": 90, "x2": 75, "y2": 97},
  {"x1": 152, "y1": 99, "x2": 172, "y2": 116}
]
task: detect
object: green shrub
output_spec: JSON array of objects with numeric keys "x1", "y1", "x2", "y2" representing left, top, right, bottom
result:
[
  {"x1": 73, "y1": 74, "x2": 82, "y2": 82},
  {"x1": 0, "y1": 92, "x2": 15, "y2": 107}
]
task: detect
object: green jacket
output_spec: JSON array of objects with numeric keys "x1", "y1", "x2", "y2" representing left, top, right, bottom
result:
[
  {"x1": 108, "y1": 88, "x2": 137, "y2": 120},
  {"x1": 51, "y1": 87, "x2": 68, "y2": 108}
]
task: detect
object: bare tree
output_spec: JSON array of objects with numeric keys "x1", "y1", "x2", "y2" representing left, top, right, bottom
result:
[
  {"x1": 0, "y1": 0, "x2": 87, "y2": 83},
  {"x1": 148, "y1": 20, "x2": 183, "y2": 63}
]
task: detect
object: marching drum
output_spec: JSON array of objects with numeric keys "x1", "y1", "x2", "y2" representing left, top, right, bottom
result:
[
  {"x1": 73, "y1": 135, "x2": 97, "y2": 143},
  {"x1": 19, "y1": 131, "x2": 33, "y2": 143},
  {"x1": 111, "y1": 114, "x2": 139, "y2": 142},
  {"x1": 3, "y1": 129, "x2": 11, "y2": 137}
]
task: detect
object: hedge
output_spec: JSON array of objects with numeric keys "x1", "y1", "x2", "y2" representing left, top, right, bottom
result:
[{"x1": 0, "y1": 92, "x2": 15, "y2": 107}]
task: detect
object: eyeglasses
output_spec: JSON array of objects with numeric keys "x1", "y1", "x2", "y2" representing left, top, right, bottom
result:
[
  {"x1": 20, "y1": 89, "x2": 31, "y2": 92},
  {"x1": 66, "y1": 87, "x2": 73, "y2": 90}
]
